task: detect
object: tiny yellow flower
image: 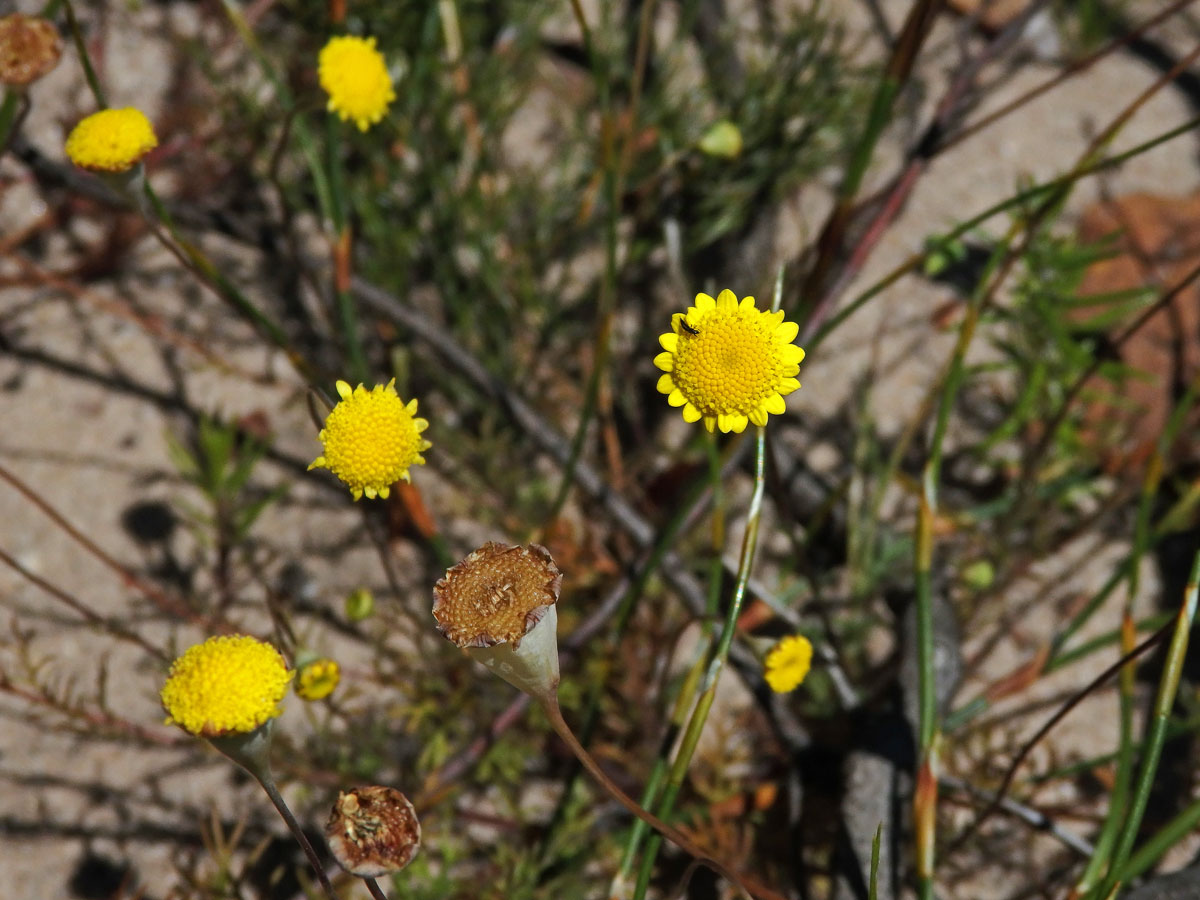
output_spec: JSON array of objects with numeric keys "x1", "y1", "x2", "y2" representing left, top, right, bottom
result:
[
  {"x1": 64, "y1": 107, "x2": 158, "y2": 172},
  {"x1": 763, "y1": 634, "x2": 813, "y2": 693},
  {"x1": 318, "y1": 35, "x2": 395, "y2": 132},
  {"x1": 161, "y1": 635, "x2": 293, "y2": 737},
  {"x1": 296, "y1": 658, "x2": 341, "y2": 701},
  {"x1": 309, "y1": 379, "x2": 431, "y2": 501},
  {"x1": 654, "y1": 289, "x2": 804, "y2": 433}
]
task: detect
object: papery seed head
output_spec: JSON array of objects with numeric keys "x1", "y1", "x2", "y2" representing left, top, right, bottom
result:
[
  {"x1": 325, "y1": 786, "x2": 420, "y2": 877},
  {"x1": 432, "y1": 542, "x2": 561, "y2": 649}
]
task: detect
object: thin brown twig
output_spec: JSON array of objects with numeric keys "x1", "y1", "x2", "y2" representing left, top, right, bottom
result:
[
  {"x1": 944, "y1": 620, "x2": 1174, "y2": 858},
  {"x1": 0, "y1": 461, "x2": 204, "y2": 630},
  {"x1": 541, "y1": 695, "x2": 783, "y2": 900},
  {"x1": 0, "y1": 544, "x2": 167, "y2": 660},
  {"x1": 0, "y1": 673, "x2": 186, "y2": 746},
  {"x1": 939, "y1": 0, "x2": 1199, "y2": 155},
  {"x1": 3, "y1": 251, "x2": 265, "y2": 382},
  {"x1": 799, "y1": 0, "x2": 1198, "y2": 344}
]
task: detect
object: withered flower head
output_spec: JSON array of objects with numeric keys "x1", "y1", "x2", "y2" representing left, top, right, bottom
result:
[
  {"x1": 432, "y1": 542, "x2": 562, "y2": 700},
  {"x1": 0, "y1": 14, "x2": 62, "y2": 88},
  {"x1": 433, "y1": 542, "x2": 560, "y2": 648},
  {"x1": 325, "y1": 786, "x2": 421, "y2": 878}
]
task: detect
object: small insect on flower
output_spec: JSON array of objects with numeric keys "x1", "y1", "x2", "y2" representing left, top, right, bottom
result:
[{"x1": 655, "y1": 289, "x2": 804, "y2": 433}]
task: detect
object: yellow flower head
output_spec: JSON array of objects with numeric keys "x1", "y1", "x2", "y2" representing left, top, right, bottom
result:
[
  {"x1": 296, "y1": 658, "x2": 341, "y2": 701},
  {"x1": 64, "y1": 107, "x2": 158, "y2": 172},
  {"x1": 763, "y1": 634, "x2": 813, "y2": 693},
  {"x1": 654, "y1": 289, "x2": 804, "y2": 433},
  {"x1": 161, "y1": 635, "x2": 292, "y2": 737},
  {"x1": 309, "y1": 379, "x2": 431, "y2": 501},
  {"x1": 319, "y1": 35, "x2": 395, "y2": 132}
]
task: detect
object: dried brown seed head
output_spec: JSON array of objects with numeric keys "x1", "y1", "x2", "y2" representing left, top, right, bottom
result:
[
  {"x1": 324, "y1": 786, "x2": 421, "y2": 878},
  {"x1": 0, "y1": 15, "x2": 62, "y2": 88},
  {"x1": 432, "y1": 542, "x2": 561, "y2": 649}
]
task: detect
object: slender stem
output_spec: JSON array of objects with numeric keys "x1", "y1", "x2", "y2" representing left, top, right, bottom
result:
[
  {"x1": 63, "y1": 0, "x2": 107, "y2": 108},
  {"x1": 808, "y1": 111, "x2": 1200, "y2": 355},
  {"x1": 539, "y1": 695, "x2": 780, "y2": 900},
  {"x1": 1097, "y1": 553, "x2": 1200, "y2": 898},
  {"x1": 616, "y1": 430, "x2": 727, "y2": 893},
  {"x1": 364, "y1": 878, "x2": 390, "y2": 900},
  {"x1": 632, "y1": 426, "x2": 768, "y2": 900},
  {"x1": 254, "y1": 771, "x2": 339, "y2": 900},
  {"x1": 1118, "y1": 793, "x2": 1200, "y2": 884},
  {"x1": 327, "y1": 117, "x2": 368, "y2": 383}
]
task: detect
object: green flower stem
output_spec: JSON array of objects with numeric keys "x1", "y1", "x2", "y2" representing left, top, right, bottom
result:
[
  {"x1": 630, "y1": 425, "x2": 767, "y2": 900},
  {"x1": 137, "y1": 182, "x2": 318, "y2": 384},
  {"x1": 1073, "y1": 614, "x2": 1137, "y2": 895},
  {"x1": 1096, "y1": 552, "x2": 1200, "y2": 899},
  {"x1": 326, "y1": 116, "x2": 368, "y2": 384},
  {"x1": 617, "y1": 432, "x2": 726, "y2": 893},
  {"x1": 544, "y1": 432, "x2": 732, "y2": 884},
  {"x1": 539, "y1": 694, "x2": 772, "y2": 900},
  {"x1": 0, "y1": 91, "x2": 27, "y2": 155},
  {"x1": 210, "y1": 725, "x2": 338, "y2": 900},
  {"x1": 255, "y1": 771, "x2": 339, "y2": 900},
  {"x1": 63, "y1": 0, "x2": 106, "y2": 108},
  {"x1": 913, "y1": 217, "x2": 1018, "y2": 899},
  {"x1": 547, "y1": 0, "x2": 656, "y2": 524},
  {"x1": 1075, "y1": 403, "x2": 1183, "y2": 895},
  {"x1": 808, "y1": 112, "x2": 1200, "y2": 356},
  {"x1": 1118, "y1": 793, "x2": 1200, "y2": 885}
]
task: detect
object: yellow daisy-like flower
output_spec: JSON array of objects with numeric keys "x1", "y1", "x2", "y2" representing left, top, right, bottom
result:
[
  {"x1": 64, "y1": 107, "x2": 158, "y2": 172},
  {"x1": 161, "y1": 635, "x2": 293, "y2": 737},
  {"x1": 763, "y1": 634, "x2": 813, "y2": 693},
  {"x1": 295, "y1": 658, "x2": 341, "y2": 701},
  {"x1": 309, "y1": 379, "x2": 431, "y2": 501},
  {"x1": 318, "y1": 35, "x2": 395, "y2": 132},
  {"x1": 654, "y1": 289, "x2": 804, "y2": 433}
]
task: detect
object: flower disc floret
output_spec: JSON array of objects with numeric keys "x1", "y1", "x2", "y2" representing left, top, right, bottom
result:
[
  {"x1": 161, "y1": 635, "x2": 292, "y2": 737},
  {"x1": 309, "y1": 379, "x2": 431, "y2": 500},
  {"x1": 654, "y1": 289, "x2": 804, "y2": 433},
  {"x1": 65, "y1": 108, "x2": 157, "y2": 172},
  {"x1": 764, "y1": 634, "x2": 813, "y2": 693},
  {"x1": 319, "y1": 35, "x2": 395, "y2": 132}
]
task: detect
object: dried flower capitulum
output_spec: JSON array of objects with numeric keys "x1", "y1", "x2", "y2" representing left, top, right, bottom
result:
[
  {"x1": 432, "y1": 542, "x2": 562, "y2": 700},
  {"x1": 325, "y1": 786, "x2": 421, "y2": 878},
  {"x1": 0, "y1": 14, "x2": 62, "y2": 87}
]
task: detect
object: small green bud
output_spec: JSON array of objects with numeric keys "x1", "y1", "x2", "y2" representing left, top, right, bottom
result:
[
  {"x1": 345, "y1": 586, "x2": 375, "y2": 622},
  {"x1": 962, "y1": 560, "x2": 995, "y2": 590},
  {"x1": 698, "y1": 120, "x2": 743, "y2": 159}
]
